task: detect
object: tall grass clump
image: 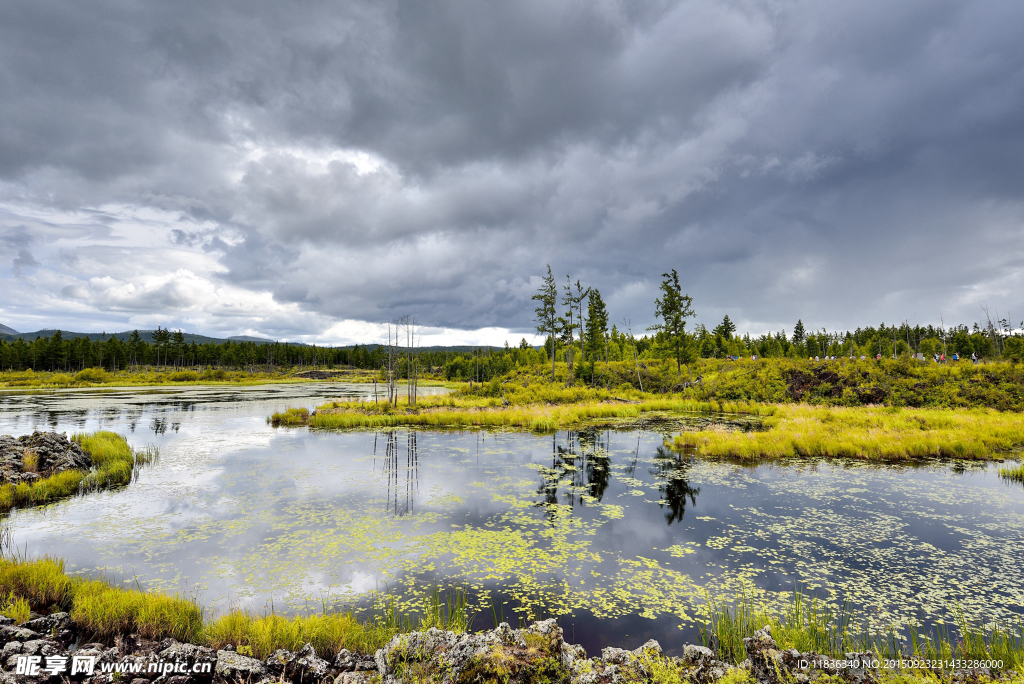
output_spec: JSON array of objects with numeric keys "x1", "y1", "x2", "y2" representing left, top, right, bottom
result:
[
  {"x1": 999, "y1": 461, "x2": 1024, "y2": 486},
  {"x1": 0, "y1": 557, "x2": 202, "y2": 643},
  {"x1": 205, "y1": 587, "x2": 470, "y2": 660},
  {"x1": 71, "y1": 579, "x2": 203, "y2": 642},
  {"x1": 269, "y1": 407, "x2": 310, "y2": 427},
  {"x1": 675, "y1": 405, "x2": 1024, "y2": 462}
]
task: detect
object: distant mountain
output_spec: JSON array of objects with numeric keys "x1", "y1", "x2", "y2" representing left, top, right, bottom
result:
[
  {"x1": 228, "y1": 335, "x2": 276, "y2": 343},
  {"x1": 0, "y1": 328, "x2": 287, "y2": 345}
]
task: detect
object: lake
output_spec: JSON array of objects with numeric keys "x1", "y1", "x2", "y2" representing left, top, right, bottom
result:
[{"x1": 1, "y1": 383, "x2": 1022, "y2": 654}]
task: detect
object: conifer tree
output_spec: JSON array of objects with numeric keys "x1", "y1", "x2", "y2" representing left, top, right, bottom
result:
[
  {"x1": 532, "y1": 265, "x2": 559, "y2": 380},
  {"x1": 649, "y1": 269, "x2": 695, "y2": 379}
]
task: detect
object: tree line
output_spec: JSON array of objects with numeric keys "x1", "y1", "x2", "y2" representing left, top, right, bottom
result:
[{"x1": 3, "y1": 270, "x2": 1022, "y2": 376}]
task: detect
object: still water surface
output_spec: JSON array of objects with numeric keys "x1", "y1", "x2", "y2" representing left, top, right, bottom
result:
[{"x1": 1, "y1": 384, "x2": 1022, "y2": 653}]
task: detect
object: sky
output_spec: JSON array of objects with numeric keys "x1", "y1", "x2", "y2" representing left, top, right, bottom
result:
[{"x1": 2, "y1": 0, "x2": 1023, "y2": 346}]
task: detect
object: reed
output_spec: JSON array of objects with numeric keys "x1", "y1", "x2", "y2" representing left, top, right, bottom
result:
[
  {"x1": 999, "y1": 461, "x2": 1024, "y2": 485},
  {"x1": 673, "y1": 404, "x2": 1024, "y2": 461}
]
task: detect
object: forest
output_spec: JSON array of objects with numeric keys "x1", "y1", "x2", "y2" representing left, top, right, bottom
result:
[{"x1": 1, "y1": 269, "x2": 1022, "y2": 379}]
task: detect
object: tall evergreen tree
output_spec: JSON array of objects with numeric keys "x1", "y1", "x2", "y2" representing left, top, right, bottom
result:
[
  {"x1": 649, "y1": 269, "x2": 695, "y2": 379},
  {"x1": 532, "y1": 265, "x2": 559, "y2": 380},
  {"x1": 792, "y1": 320, "x2": 806, "y2": 345},
  {"x1": 585, "y1": 288, "x2": 609, "y2": 361}
]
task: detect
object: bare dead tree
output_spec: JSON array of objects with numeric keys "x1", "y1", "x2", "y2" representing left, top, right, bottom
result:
[{"x1": 623, "y1": 318, "x2": 643, "y2": 392}]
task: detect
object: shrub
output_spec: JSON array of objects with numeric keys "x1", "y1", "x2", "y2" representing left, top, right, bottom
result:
[
  {"x1": 74, "y1": 368, "x2": 110, "y2": 383},
  {"x1": 169, "y1": 370, "x2": 200, "y2": 382}
]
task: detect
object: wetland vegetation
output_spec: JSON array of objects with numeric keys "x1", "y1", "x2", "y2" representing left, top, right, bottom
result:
[
  {"x1": 2, "y1": 272, "x2": 1024, "y2": 681},
  {"x1": 0, "y1": 430, "x2": 154, "y2": 514}
]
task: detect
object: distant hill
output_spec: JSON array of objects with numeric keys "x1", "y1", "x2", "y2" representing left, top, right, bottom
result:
[{"x1": 0, "y1": 328, "x2": 284, "y2": 345}]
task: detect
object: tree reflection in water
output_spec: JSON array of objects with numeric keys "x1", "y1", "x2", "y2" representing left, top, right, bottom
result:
[
  {"x1": 650, "y1": 445, "x2": 699, "y2": 524},
  {"x1": 536, "y1": 429, "x2": 612, "y2": 513}
]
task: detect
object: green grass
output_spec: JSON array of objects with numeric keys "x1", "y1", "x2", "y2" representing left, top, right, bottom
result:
[
  {"x1": 206, "y1": 588, "x2": 470, "y2": 660},
  {"x1": 0, "y1": 431, "x2": 155, "y2": 514},
  {"x1": 703, "y1": 591, "x2": 1024, "y2": 671},
  {"x1": 1000, "y1": 461, "x2": 1024, "y2": 485},
  {"x1": 673, "y1": 404, "x2": 1024, "y2": 461},
  {"x1": 0, "y1": 557, "x2": 202, "y2": 642},
  {"x1": 0, "y1": 556, "x2": 469, "y2": 660}
]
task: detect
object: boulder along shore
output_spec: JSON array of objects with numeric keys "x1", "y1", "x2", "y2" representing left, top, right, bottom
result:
[{"x1": 0, "y1": 432, "x2": 91, "y2": 486}]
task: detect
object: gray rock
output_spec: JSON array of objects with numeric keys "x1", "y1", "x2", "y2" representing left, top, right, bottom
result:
[
  {"x1": 158, "y1": 640, "x2": 216, "y2": 680},
  {"x1": 1, "y1": 641, "x2": 21, "y2": 657},
  {"x1": 287, "y1": 643, "x2": 330, "y2": 682},
  {"x1": 23, "y1": 612, "x2": 71, "y2": 635},
  {"x1": 215, "y1": 649, "x2": 267, "y2": 680},
  {"x1": 21, "y1": 638, "x2": 62, "y2": 657},
  {"x1": 0, "y1": 624, "x2": 39, "y2": 645},
  {"x1": 265, "y1": 647, "x2": 295, "y2": 674}
]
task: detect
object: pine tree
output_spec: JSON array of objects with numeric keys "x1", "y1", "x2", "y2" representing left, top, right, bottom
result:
[
  {"x1": 792, "y1": 320, "x2": 806, "y2": 345},
  {"x1": 532, "y1": 265, "x2": 559, "y2": 380},
  {"x1": 649, "y1": 269, "x2": 695, "y2": 379},
  {"x1": 585, "y1": 288, "x2": 609, "y2": 361}
]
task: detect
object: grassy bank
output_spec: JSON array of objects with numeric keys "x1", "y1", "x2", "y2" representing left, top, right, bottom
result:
[
  {"x1": 473, "y1": 357, "x2": 1024, "y2": 411},
  {"x1": 0, "y1": 557, "x2": 467, "y2": 658},
  {"x1": 1, "y1": 558, "x2": 1021, "y2": 675},
  {"x1": 0, "y1": 367, "x2": 404, "y2": 389},
  {"x1": 672, "y1": 404, "x2": 1024, "y2": 461},
  {"x1": 0, "y1": 431, "x2": 155, "y2": 514}
]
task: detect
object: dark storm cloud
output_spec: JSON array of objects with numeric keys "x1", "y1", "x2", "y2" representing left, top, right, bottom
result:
[{"x1": 1, "y1": 0, "x2": 1023, "y2": 338}]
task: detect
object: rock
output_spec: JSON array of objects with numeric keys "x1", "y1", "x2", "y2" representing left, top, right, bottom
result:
[
  {"x1": 265, "y1": 648, "x2": 295, "y2": 674},
  {"x1": 0, "y1": 624, "x2": 39, "y2": 645},
  {"x1": 286, "y1": 643, "x2": 330, "y2": 682},
  {"x1": 23, "y1": 612, "x2": 71, "y2": 635},
  {"x1": 632, "y1": 639, "x2": 662, "y2": 657},
  {"x1": 1, "y1": 641, "x2": 21, "y2": 658},
  {"x1": 21, "y1": 638, "x2": 62, "y2": 657},
  {"x1": 215, "y1": 649, "x2": 267, "y2": 680},
  {"x1": 0, "y1": 431, "x2": 92, "y2": 485},
  {"x1": 158, "y1": 640, "x2": 216, "y2": 680},
  {"x1": 601, "y1": 646, "x2": 633, "y2": 666},
  {"x1": 334, "y1": 674, "x2": 372, "y2": 684},
  {"x1": 332, "y1": 648, "x2": 353, "y2": 671}
]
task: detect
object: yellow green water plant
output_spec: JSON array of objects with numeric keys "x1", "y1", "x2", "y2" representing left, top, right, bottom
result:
[{"x1": 673, "y1": 404, "x2": 1024, "y2": 461}]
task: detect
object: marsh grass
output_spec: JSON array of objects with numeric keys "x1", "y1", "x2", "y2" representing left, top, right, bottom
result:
[
  {"x1": 269, "y1": 387, "x2": 772, "y2": 433},
  {"x1": 0, "y1": 557, "x2": 202, "y2": 642},
  {"x1": 703, "y1": 591, "x2": 1024, "y2": 670},
  {"x1": 674, "y1": 404, "x2": 1024, "y2": 461},
  {"x1": 999, "y1": 461, "x2": 1024, "y2": 485},
  {"x1": 0, "y1": 431, "x2": 155, "y2": 514},
  {"x1": 206, "y1": 587, "x2": 471, "y2": 659},
  {"x1": 0, "y1": 556, "x2": 469, "y2": 659}
]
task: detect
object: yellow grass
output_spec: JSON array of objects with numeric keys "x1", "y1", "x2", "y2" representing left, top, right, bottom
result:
[
  {"x1": 672, "y1": 404, "x2": 1024, "y2": 461},
  {"x1": 271, "y1": 394, "x2": 774, "y2": 432}
]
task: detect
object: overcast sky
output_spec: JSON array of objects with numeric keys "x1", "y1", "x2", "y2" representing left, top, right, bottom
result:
[{"x1": 2, "y1": 0, "x2": 1023, "y2": 345}]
